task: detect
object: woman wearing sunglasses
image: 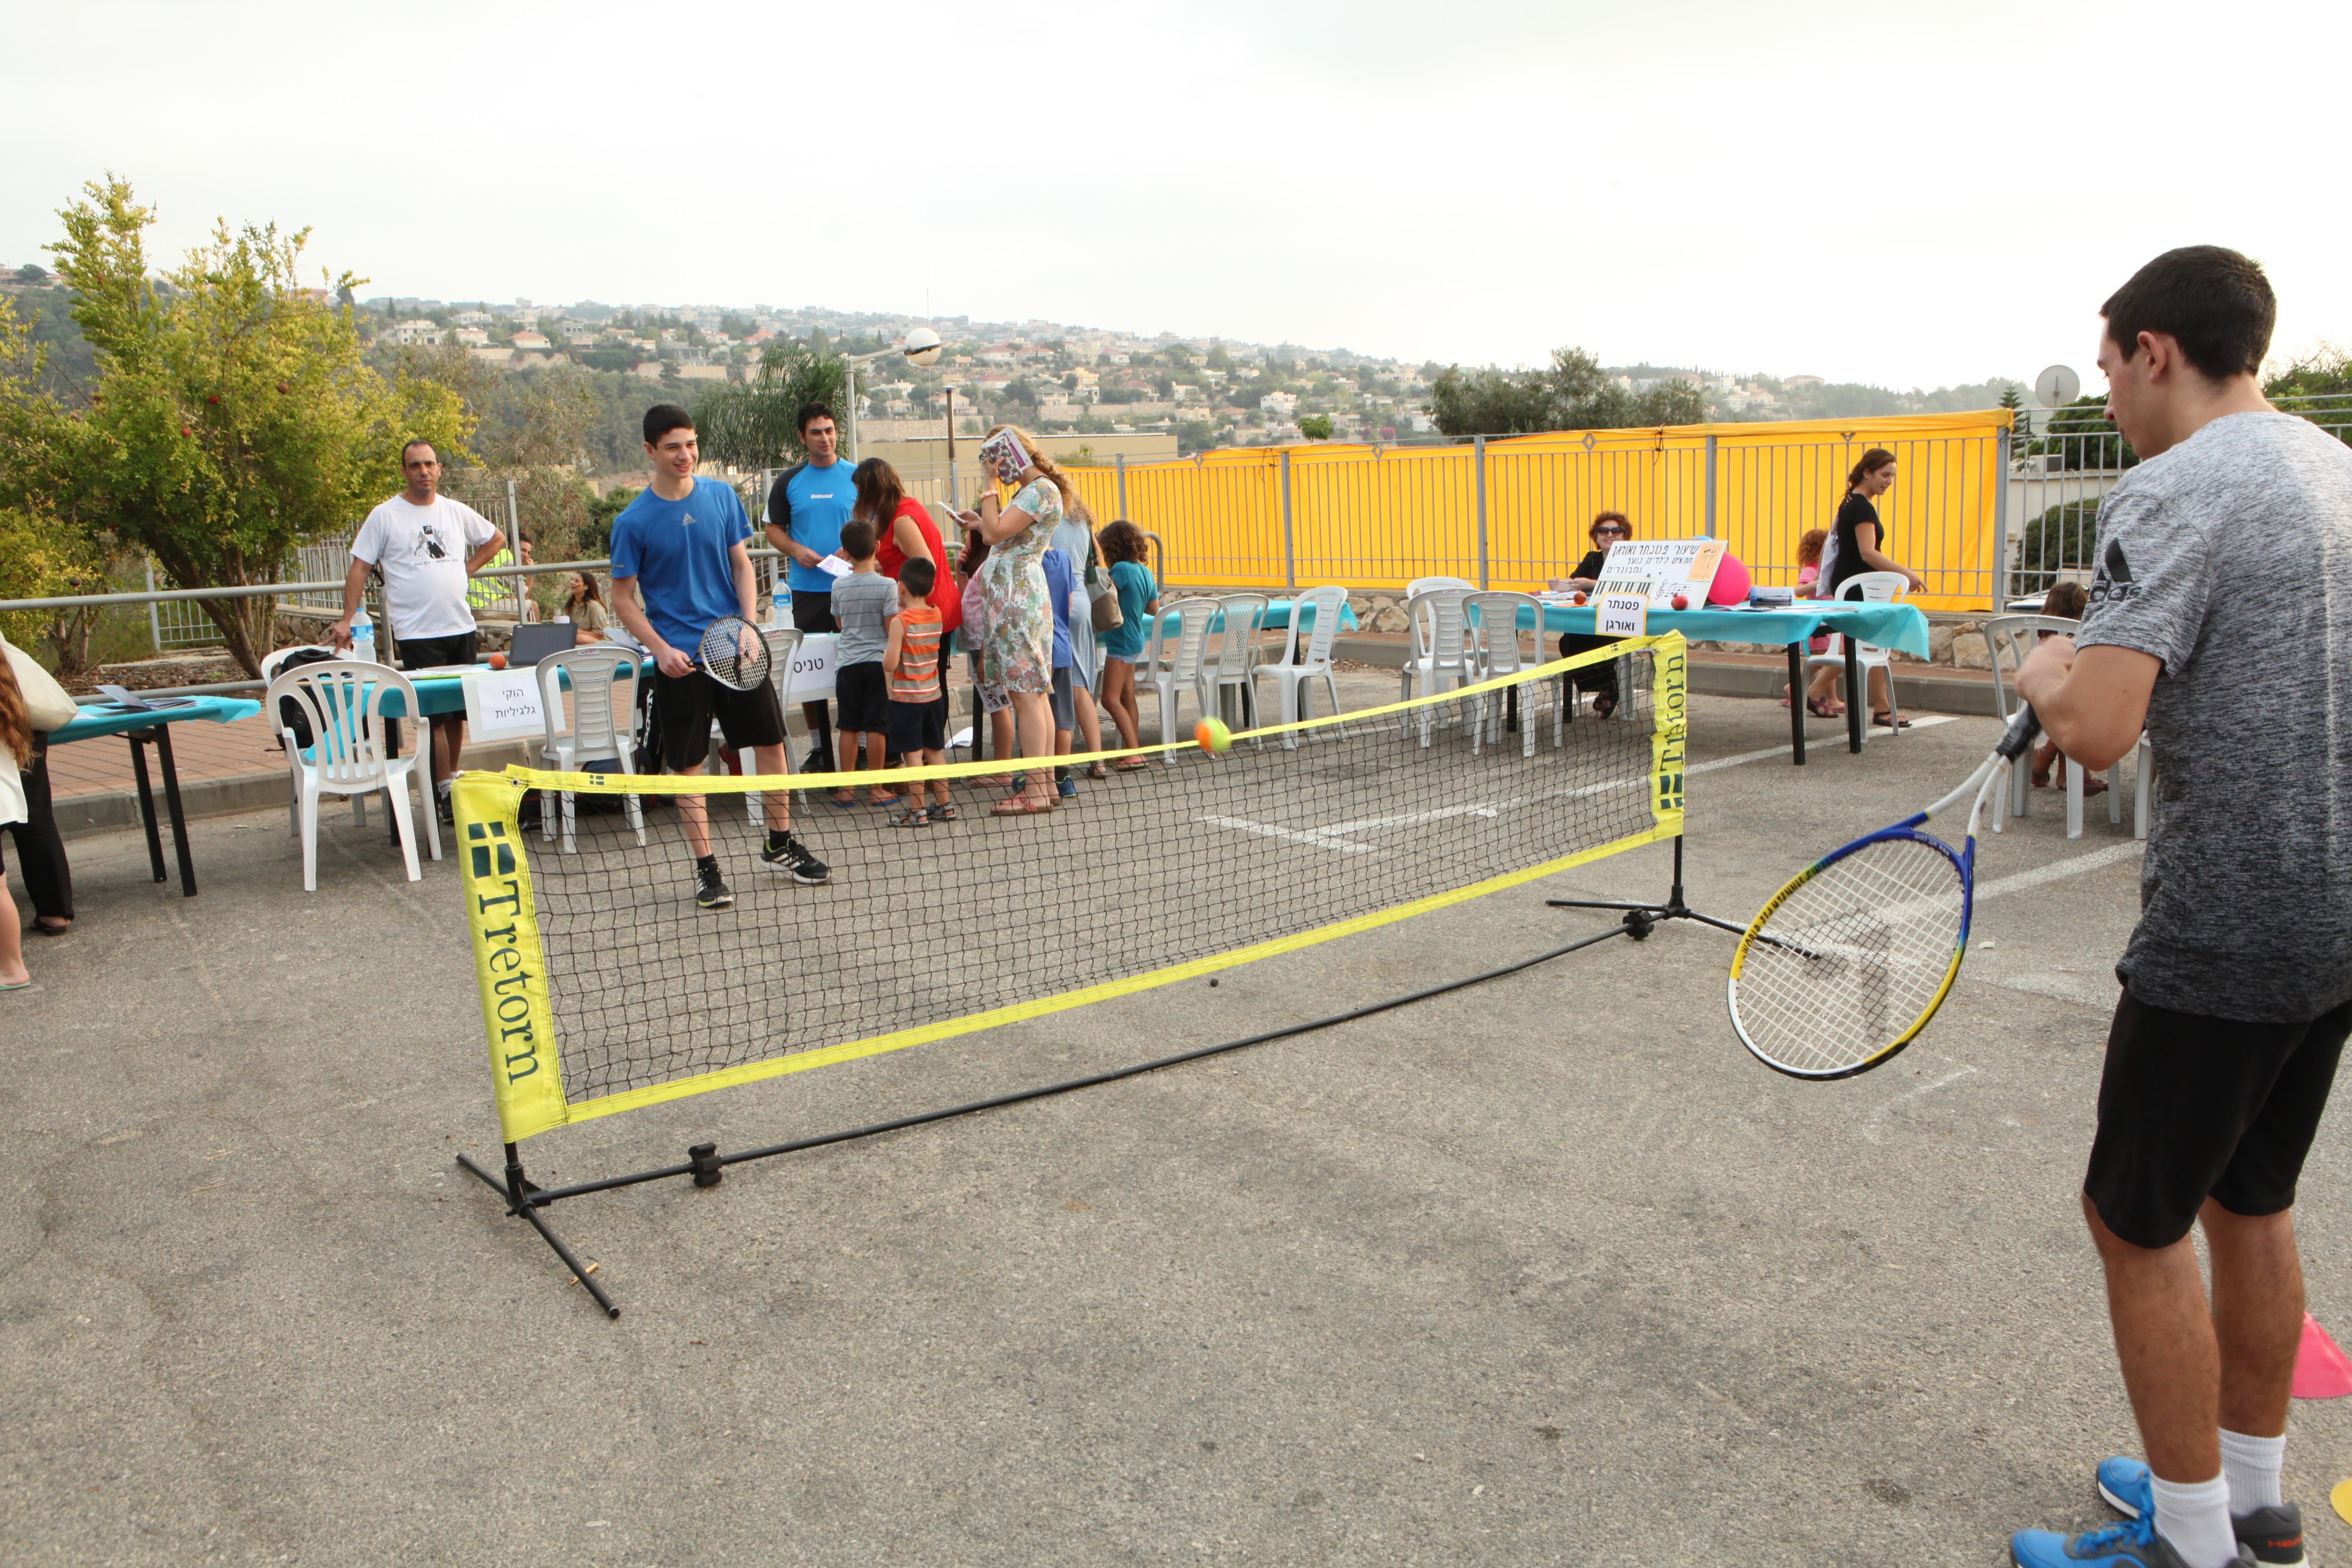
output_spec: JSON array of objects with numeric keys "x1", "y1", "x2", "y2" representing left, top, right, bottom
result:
[{"x1": 1559, "y1": 511, "x2": 1633, "y2": 718}]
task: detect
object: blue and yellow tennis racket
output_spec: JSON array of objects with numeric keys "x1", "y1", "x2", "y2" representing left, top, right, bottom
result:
[{"x1": 1728, "y1": 706, "x2": 2041, "y2": 1079}]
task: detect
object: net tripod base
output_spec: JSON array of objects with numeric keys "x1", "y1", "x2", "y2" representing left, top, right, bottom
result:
[{"x1": 1545, "y1": 835, "x2": 1746, "y2": 941}]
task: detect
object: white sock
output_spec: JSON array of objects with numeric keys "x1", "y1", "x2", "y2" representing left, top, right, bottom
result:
[
  {"x1": 2150, "y1": 1473, "x2": 2237, "y2": 1568},
  {"x1": 2218, "y1": 1427, "x2": 2286, "y2": 1514}
]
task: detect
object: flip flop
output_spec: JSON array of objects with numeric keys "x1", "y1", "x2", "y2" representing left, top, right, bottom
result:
[
  {"x1": 1084, "y1": 762, "x2": 1110, "y2": 780},
  {"x1": 1, "y1": 978, "x2": 31, "y2": 992},
  {"x1": 1806, "y1": 696, "x2": 1840, "y2": 719},
  {"x1": 989, "y1": 794, "x2": 1054, "y2": 816},
  {"x1": 1114, "y1": 756, "x2": 1151, "y2": 772},
  {"x1": 1872, "y1": 713, "x2": 1913, "y2": 729}
]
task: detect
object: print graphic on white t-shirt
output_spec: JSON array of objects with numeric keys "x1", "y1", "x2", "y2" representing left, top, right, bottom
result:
[{"x1": 418, "y1": 517, "x2": 448, "y2": 559}]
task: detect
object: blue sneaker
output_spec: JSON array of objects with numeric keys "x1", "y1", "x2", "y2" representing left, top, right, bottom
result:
[
  {"x1": 2097, "y1": 1458, "x2": 2305, "y2": 1567},
  {"x1": 2010, "y1": 1513, "x2": 2241, "y2": 1566}
]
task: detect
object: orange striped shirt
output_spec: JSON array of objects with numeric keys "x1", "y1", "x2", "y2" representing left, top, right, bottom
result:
[{"x1": 888, "y1": 606, "x2": 943, "y2": 702}]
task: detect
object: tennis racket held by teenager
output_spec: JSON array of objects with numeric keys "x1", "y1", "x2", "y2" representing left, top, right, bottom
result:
[
  {"x1": 696, "y1": 615, "x2": 771, "y2": 692},
  {"x1": 1727, "y1": 704, "x2": 2042, "y2": 1080}
]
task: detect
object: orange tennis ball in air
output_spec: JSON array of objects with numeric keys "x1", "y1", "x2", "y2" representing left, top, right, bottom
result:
[{"x1": 1195, "y1": 717, "x2": 1232, "y2": 754}]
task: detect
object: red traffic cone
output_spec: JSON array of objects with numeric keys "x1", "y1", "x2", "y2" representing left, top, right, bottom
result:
[{"x1": 2292, "y1": 1312, "x2": 2352, "y2": 1400}]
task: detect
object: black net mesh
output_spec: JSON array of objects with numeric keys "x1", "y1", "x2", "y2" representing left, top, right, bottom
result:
[{"x1": 502, "y1": 649, "x2": 1668, "y2": 1109}]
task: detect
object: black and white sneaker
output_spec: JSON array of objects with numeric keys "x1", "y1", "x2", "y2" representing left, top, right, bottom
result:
[
  {"x1": 759, "y1": 831, "x2": 831, "y2": 885},
  {"x1": 693, "y1": 863, "x2": 735, "y2": 910},
  {"x1": 799, "y1": 744, "x2": 831, "y2": 779},
  {"x1": 435, "y1": 781, "x2": 455, "y2": 824}
]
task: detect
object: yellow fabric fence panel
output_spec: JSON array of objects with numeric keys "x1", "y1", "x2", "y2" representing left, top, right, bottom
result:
[{"x1": 1029, "y1": 410, "x2": 2010, "y2": 612}]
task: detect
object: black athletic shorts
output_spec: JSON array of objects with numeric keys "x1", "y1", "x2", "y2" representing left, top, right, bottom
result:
[
  {"x1": 834, "y1": 661, "x2": 888, "y2": 734},
  {"x1": 647, "y1": 667, "x2": 785, "y2": 773},
  {"x1": 886, "y1": 696, "x2": 948, "y2": 756},
  {"x1": 790, "y1": 590, "x2": 836, "y2": 636},
  {"x1": 2085, "y1": 988, "x2": 2352, "y2": 1249},
  {"x1": 399, "y1": 631, "x2": 479, "y2": 678}
]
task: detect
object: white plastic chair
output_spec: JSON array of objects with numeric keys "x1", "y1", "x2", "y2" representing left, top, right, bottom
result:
[
  {"x1": 537, "y1": 646, "x2": 646, "y2": 853},
  {"x1": 1400, "y1": 589, "x2": 1475, "y2": 745},
  {"x1": 1465, "y1": 591, "x2": 1556, "y2": 757},
  {"x1": 264, "y1": 659, "x2": 440, "y2": 891},
  {"x1": 1980, "y1": 615, "x2": 2149, "y2": 840},
  {"x1": 1254, "y1": 585, "x2": 1349, "y2": 746},
  {"x1": 1806, "y1": 572, "x2": 1910, "y2": 741},
  {"x1": 1141, "y1": 598, "x2": 1221, "y2": 763},
  {"x1": 1407, "y1": 575, "x2": 1476, "y2": 597},
  {"x1": 1206, "y1": 593, "x2": 1269, "y2": 738}
]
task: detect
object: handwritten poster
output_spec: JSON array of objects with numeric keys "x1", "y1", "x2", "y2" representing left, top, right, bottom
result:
[
  {"x1": 1593, "y1": 538, "x2": 1726, "y2": 608},
  {"x1": 462, "y1": 669, "x2": 547, "y2": 742},
  {"x1": 1595, "y1": 590, "x2": 1650, "y2": 639}
]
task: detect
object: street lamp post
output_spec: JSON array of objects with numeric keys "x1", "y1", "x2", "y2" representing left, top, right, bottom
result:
[{"x1": 843, "y1": 326, "x2": 945, "y2": 465}]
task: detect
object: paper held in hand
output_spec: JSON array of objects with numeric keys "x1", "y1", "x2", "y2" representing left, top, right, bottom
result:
[{"x1": 1595, "y1": 538, "x2": 1725, "y2": 608}]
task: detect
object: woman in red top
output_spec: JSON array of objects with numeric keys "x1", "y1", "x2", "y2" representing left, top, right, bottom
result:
[{"x1": 853, "y1": 458, "x2": 963, "y2": 649}]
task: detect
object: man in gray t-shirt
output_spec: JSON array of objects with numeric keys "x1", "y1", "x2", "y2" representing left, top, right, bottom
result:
[{"x1": 2008, "y1": 248, "x2": 2352, "y2": 1568}]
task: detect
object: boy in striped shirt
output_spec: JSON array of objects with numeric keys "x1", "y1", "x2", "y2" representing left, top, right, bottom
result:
[{"x1": 881, "y1": 557, "x2": 953, "y2": 826}]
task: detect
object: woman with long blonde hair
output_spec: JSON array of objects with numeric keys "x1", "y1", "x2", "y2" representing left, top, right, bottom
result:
[{"x1": 959, "y1": 425, "x2": 1073, "y2": 813}]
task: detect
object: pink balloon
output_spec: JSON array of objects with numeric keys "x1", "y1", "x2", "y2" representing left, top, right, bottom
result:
[{"x1": 1707, "y1": 550, "x2": 1752, "y2": 606}]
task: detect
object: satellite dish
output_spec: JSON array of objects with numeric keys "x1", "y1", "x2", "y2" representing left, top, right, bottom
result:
[
  {"x1": 903, "y1": 327, "x2": 944, "y2": 367},
  {"x1": 2034, "y1": 364, "x2": 2082, "y2": 408}
]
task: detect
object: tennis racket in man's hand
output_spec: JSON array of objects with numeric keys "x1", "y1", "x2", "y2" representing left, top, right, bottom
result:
[
  {"x1": 1727, "y1": 704, "x2": 2041, "y2": 1080},
  {"x1": 696, "y1": 615, "x2": 770, "y2": 691}
]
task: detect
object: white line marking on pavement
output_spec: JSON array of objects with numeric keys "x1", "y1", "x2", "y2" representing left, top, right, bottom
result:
[
  {"x1": 1976, "y1": 840, "x2": 2142, "y2": 902},
  {"x1": 1864, "y1": 1064, "x2": 1979, "y2": 1144},
  {"x1": 1197, "y1": 815, "x2": 1377, "y2": 854}
]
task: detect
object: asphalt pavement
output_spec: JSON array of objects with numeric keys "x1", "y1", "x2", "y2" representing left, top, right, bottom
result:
[{"x1": 5, "y1": 685, "x2": 2347, "y2": 1567}]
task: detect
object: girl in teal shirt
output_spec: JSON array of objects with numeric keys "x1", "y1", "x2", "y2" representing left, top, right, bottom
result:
[{"x1": 1096, "y1": 520, "x2": 1158, "y2": 769}]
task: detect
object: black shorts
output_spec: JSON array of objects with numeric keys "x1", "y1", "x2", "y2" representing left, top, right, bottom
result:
[
  {"x1": 400, "y1": 631, "x2": 479, "y2": 682},
  {"x1": 790, "y1": 590, "x2": 836, "y2": 636},
  {"x1": 2085, "y1": 989, "x2": 2352, "y2": 1248},
  {"x1": 886, "y1": 696, "x2": 948, "y2": 756},
  {"x1": 834, "y1": 661, "x2": 889, "y2": 734},
  {"x1": 647, "y1": 667, "x2": 786, "y2": 773}
]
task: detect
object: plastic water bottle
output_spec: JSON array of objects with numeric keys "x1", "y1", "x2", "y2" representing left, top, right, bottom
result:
[{"x1": 348, "y1": 604, "x2": 376, "y2": 664}]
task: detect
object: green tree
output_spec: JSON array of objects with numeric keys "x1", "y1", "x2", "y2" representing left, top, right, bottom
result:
[
  {"x1": 21, "y1": 177, "x2": 471, "y2": 675},
  {"x1": 0, "y1": 296, "x2": 117, "y2": 667},
  {"x1": 692, "y1": 341, "x2": 849, "y2": 469},
  {"x1": 1298, "y1": 413, "x2": 1335, "y2": 440},
  {"x1": 2264, "y1": 348, "x2": 2352, "y2": 447},
  {"x1": 2028, "y1": 393, "x2": 2136, "y2": 471}
]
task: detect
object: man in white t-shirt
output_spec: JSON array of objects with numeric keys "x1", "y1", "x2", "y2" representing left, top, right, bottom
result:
[{"x1": 330, "y1": 440, "x2": 504, "y2": 808}]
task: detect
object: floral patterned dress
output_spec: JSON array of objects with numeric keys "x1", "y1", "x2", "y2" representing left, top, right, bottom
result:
[{"x1": 978, "y1": 478, "x2": 1062, "y2": 695}]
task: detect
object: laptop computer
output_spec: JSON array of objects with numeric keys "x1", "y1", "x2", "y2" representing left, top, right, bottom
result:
[{"x1": 506, "y1": 623, "x2": 576, "y2": 668}]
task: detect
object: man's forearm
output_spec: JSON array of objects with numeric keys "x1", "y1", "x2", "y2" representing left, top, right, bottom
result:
[{"x1": 340, "y1": 561, "x2": 370, "y2": 619}]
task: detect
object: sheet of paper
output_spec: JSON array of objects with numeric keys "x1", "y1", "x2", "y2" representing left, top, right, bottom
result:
[
  {"x1": 815, "y1": 555, "x2": 853, "y2": 579},
  {"x1": 1595, "y1": 538, "x2": 1725, "y2": 607},
  {"x1": 95, "y1": 683, "x2": 152, "y2": 711},
  {"x1": 1596, "y1": 591, "x2": 1649, "y2": 639},
  {"x1": 461, "y1": 669, "x2": 546, "y2": 742}
]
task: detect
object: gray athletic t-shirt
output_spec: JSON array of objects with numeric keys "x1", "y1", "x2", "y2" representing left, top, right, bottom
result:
[
  {"x1": 830, "y1": 570, "x2": 899, "y2": 665},
  {"x1": 2076, "y1": 411, "x2": 2352, "y2": 1022}
]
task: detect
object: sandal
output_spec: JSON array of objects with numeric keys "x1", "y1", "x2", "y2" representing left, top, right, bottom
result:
[
  {"x1": 930, "y1": 801, "x2": 961, "y2": 821},
  {"x1": 828, "y1": 789, "x2": 857, "y2": 808},
  {"x1": 990, "y1": 793, "x2": 1056, "y2": 816},
  {"x1": 868, "y1": 791, "x2": 903, "y2": 807},
  {"x1": 1113, "y1": 755, "x2": 1151, "y2": 772},
  {"x1": 1806, "y1": 696, "x2": 1840, "y2": 719},
  {"x1": 971, "y1": 773, "x2": 1012, "y2": 787},
  {"x1": 1593, "y1": 694, "x2": 1617, "y2": 719},
  {"x1": 1084, "y1": 762, "x2": 1110, "y2": 781},
  {"x1": 33, "y1": 918, "x2": 70, "y2": 937},
  {"x1": 888, "y1": 806, "x2": 931, "y2": 827},
  {"x1": 1871, "y1": 713, "x2": 1912, "y2": 730}
]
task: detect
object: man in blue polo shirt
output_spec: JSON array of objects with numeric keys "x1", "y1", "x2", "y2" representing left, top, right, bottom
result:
[
  {"x1": 763, "y1": 402, "x2": 856, "y2": 775},
  {"x1": 611, "y1": 404, "x2": 828, "y2": 909}
]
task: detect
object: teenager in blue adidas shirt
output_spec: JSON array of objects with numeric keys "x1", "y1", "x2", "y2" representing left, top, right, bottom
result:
[
  {"x1": 610, "y1": 404, "x2": 828, "y2": 908},
  {"x1": 763, "y1": 402, "x2": 857, "y2": 772}
]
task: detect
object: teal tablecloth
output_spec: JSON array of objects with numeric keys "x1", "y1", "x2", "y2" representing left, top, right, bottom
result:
[
  {"x1": 1521, "y1": 600, "x2": 1931, "y2": 659},
  {"x1": 1140, "y1": 598, "x2": 1362, "y2": 640},
  {"x1": 53, "y1": 694, "x2": 262, "y2": 743}
]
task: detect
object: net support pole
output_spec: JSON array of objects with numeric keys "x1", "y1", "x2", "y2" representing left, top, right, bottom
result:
[
  {"x1": 1992, "y1": 424, "x2": 2012, "y2": 607},
  {"x1": 1703, "y1": 435, "x2": 1718, "y2": 537},
  {"x1": 1544, "y1": 835, "x2": 1746, "y2": 941},
  {"x1": 457, "y1": 1144, "x2": 620, "y2": 1319},
  {"x1": 1115, "y1": 453, "x2": 1128, "y2": 518}
]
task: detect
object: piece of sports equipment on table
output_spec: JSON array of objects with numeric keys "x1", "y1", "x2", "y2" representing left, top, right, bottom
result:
[
  {"x1": 452, "y1": 633, "x2": 1695, "y2": 1316},
  {"x1": 1194, "y1": 717, "x2": 1232, "y2": 754},
  {"x1": 696, "y1": 614, "x2": 768, "y2": 690},
  {"x1": 1727, "y1": 705, "x2": 2040, "y2": 1079}
]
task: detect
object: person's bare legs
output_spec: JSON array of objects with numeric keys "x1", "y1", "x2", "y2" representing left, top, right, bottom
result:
[
  {"x1": 1072, "y1": 682, "x2": 1105, "y2": 755},
  {"x1": 1011, "y1": 691, "x2": 1055, "y2": 805},
  {"x1": 1804, "y1": 664, "x2": 1844, "y2": 711},
  {"x1": 2087, "y1": 1194, "x2": 2224, "y2": 1486},
  {"x1": 2203, "y1": 1201, "x2": 2305, "y2": 1442},
  {"x1": 673, "y1": 775, "x2": 711, "y2": 860},
  {"x1": 862, "y1": 732, "x2": 893, "y2": 803},
  {"x1": 1102, "y1": 659, "x2": 1141, "y2": 752},
  {"x1": 430, "y1": 714, "x2": 468, "y2": 785},
  {"x1": 0, "y1": 869, "x2": 27, "y2": 987},
  {"x1": 752, "y1": 741, "x2": 790, "y2": 834}
]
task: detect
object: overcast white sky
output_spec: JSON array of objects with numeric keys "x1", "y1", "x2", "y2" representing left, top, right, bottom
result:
[{"x1": 7, "y1": 0, "x2": 2347, "y2": 391}]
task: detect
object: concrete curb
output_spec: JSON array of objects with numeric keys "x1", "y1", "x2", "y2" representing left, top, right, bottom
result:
[{"x1": 55, "y1": 739, "x2": 541, "y2": 840}]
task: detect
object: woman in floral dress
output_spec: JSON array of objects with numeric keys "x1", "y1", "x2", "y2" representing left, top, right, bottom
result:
[{"x1": 966, "y1": 425, "x2": 1073, "y2": 813}]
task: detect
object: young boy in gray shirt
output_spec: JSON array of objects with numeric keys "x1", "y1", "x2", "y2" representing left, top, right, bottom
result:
[{"x1": 828, "y1": 518, "x2": 903, "y2": 808}]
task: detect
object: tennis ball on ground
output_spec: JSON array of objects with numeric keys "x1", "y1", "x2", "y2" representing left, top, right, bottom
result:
[{"x1": 1195, "y1": 717, "x2": 1232, "y2": 754}]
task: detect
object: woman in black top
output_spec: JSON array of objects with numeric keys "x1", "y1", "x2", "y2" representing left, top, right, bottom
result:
[
  {"x1": 1558, "y1": 511, "x2": 1631, "y2": 717},
  {"x1": 1818, "y1": 448, "x2": 1927, "y2": 724}
]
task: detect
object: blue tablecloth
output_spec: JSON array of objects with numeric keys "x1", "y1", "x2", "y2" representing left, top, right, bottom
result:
[
  {"x1": 377, "y1": 658, "x2": 654, "y2": 719},
  {"x1": 1140, "y1": 598, "x2": 1362, "y2": 640},
  {"x1": 1520, "y1": 600, "x2": 1931, "y2": 659},
  {"x1": 52, "y1": 694, "x2": 262, "y2": 743}
]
